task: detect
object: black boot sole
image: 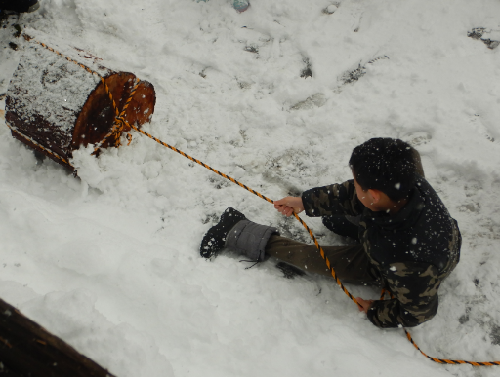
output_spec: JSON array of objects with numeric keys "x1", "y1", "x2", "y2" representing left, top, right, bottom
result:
[{"x1": 200, "y1": 208, "x2": 246, "y2": 259}]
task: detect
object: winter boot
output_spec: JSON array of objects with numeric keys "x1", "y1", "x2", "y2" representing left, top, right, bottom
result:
[
  {"x1": 200, "y1": 208, "x2": 278, "y2": 262},
  {"x1": 200, "y1": 207, "x2": 246, "y2": 259},
  {"x1": 225, "y1": 217, "x2": 278, "y2": 262},
  {"x1": 0, "y1": 0, "x2": 40, "y2": 13}
]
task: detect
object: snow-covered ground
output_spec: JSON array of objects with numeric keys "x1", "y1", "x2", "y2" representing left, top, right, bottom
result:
[{"x1": 1, "y1": 0, "x2": 500, "y2": 376}]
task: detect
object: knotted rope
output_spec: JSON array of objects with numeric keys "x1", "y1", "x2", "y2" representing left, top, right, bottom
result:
[{"x1": 10, "y1": 36, "x2": 500, "y2": 367}]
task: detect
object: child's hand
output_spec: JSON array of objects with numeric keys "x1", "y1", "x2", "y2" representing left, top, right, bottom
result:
[
  {"x1": 274, "y1": 197, "x2": 305, "y2": 217},
  {"x1": 355, "y1": 297, "x2": 375, "y2": 314}
]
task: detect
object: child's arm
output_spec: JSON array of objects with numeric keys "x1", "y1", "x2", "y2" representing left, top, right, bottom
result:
[
  {"x1": 274, "y1": 197, "x2": 305, "y2": 217},
  {"x1": 301, "y1": 180, "x2": 363, "y2": 217}
]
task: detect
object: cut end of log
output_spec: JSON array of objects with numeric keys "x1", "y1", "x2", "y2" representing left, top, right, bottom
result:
[{"x1": 71, "y1": 72, "x2": 156, "y2": 151}]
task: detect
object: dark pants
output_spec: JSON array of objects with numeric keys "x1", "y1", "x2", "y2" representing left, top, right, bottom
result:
[{"x1": 265, "y1": 235, "x2": 379, "y2": 284}]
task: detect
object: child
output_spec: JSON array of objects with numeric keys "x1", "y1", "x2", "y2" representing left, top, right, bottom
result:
[{"x1": 200, "y1": 138, "x2": 461, "y2": 328}]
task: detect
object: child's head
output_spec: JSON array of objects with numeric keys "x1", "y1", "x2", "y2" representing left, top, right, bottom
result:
[{"x1": 349, "y1": 138, "x2": 417, "y2": 202}]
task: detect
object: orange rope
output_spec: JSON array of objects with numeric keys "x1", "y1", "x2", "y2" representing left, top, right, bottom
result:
[
  {"x1": 379, "y1": 291, "x2": 500, "y2": 365},
  {"x1": 16, "y1": 35, "x2": 500, "y2": 367},
  {"x1": 127, "y1": 122, "x2": 500, "y2": 366},
  {"x1": 92, "y1": 77, "x2": 141, "y2": 153},
  {"x1": 6, "y1": 125, "x2": 72, "y2": 167},
  {"x1": 125, "y1": 121, "x2": 361, "y2": 308}
]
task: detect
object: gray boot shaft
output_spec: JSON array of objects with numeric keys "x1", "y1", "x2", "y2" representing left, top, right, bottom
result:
[{"x1": 226, "y1": 220, "x2": 278, "y2": 262}]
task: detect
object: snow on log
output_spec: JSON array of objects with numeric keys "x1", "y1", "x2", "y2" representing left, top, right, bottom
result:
[
  {"x1": 0, "y1": 297, "x2": 116, "y2": 376},
  {"x1": 5, "y1": 32, "x2": 156, "y2": 170}
]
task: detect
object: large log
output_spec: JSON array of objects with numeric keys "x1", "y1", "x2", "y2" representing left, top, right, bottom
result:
[
  {"x1": 5, "y1": 32, "x2": 156, "y2": 170},
  {"x1": 0, "y1": 298, "x2": 116, "y2": 376}
]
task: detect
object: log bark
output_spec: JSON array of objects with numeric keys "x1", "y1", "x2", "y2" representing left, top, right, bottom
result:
[
  {"x1": 5, "y1": 35, "x2": 156, "y2": 170},
  {"x1": 0, "y1": 298, "x2": 116, "y2": 377}
]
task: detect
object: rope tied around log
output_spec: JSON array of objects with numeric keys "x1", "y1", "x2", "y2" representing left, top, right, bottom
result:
[
  {"x1": 13, "y1": 36, "x2": 500, "y2": 367},
  {"x1": 21, "y1": 34, "x2": 139, "y2": 161},
  {"x1": 91, "y1": 76, "x2": 141, "y2": 154}
]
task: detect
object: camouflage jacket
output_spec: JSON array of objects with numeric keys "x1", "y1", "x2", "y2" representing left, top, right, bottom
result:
[{"x1": 301, "y1": 175, "x2": 461, "y2": 328}]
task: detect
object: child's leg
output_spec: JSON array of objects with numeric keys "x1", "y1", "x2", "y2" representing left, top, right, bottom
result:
[
  {"x1": 200, "y1": 208, "x2": 379, "y2": 285},
  {"x1": 321, "y1": 215, "x2": 359, "y2": 240},
  {"x1": 265, "y1": 235, "x2": 380, "y2": 284}
]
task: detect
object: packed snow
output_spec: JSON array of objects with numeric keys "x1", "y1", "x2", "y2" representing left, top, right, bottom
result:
[{"x1": 1, "y1": 0, "x2": 500, "y2": 376}]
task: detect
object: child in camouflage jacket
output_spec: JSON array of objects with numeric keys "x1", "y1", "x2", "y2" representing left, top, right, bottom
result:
[{"x1": 200, "y1": 137, "x2": 461, "y2": 328}]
